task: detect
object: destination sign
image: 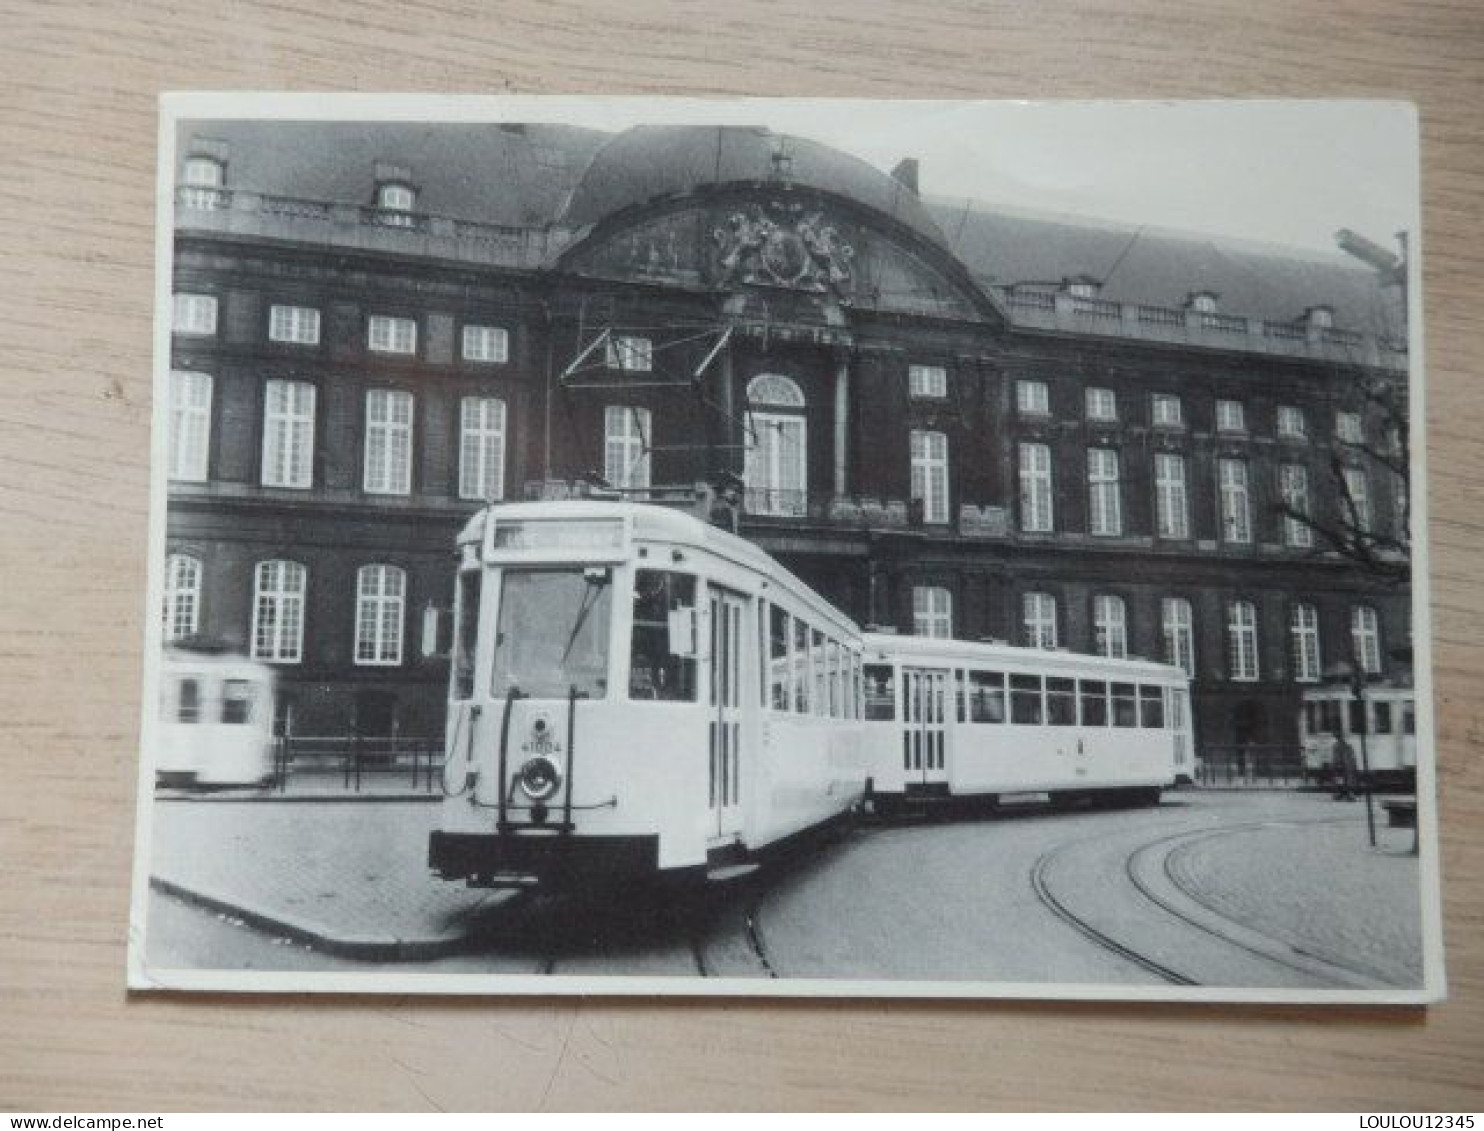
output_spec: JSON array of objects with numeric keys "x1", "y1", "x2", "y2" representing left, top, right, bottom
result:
[{"x1": 489, "y1": 519, "x2": 625, "y2": 553}]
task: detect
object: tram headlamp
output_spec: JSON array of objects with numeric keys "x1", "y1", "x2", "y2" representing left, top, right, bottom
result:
[{"x1": 517, "y1": 756, "x2": 561, "y2": 802}]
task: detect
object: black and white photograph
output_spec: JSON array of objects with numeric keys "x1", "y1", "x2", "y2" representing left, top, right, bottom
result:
[{"x1": 129, "y1": 95, "x2": 1441, "y2": 1001}]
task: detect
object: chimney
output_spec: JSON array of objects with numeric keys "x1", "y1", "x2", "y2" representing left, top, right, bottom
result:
[{"x1": 890, "y1": 157, "x2": 920, "y2": 195}]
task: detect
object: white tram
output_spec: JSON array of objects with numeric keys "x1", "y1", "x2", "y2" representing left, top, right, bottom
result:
[
  {"x1": 1299, "y1": 682, "x2": 1417, "y2": 789},
  {"x1": 428, "y1": 501, "x2": 868, "y2": 890},
  {"x1": 859, "y1": 634, "x2": 1192, "y2": 810},
  {"x1": 155, "y1": 645, "x2": 277, "y2": 788}
]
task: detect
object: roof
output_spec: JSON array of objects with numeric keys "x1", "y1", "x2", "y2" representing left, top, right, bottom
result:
[
  {"x1": 926, "y1": 196, "x2": 1400, "y2": 336},
  {"x1": 560, "y1": 125, "x2": 951, "y2": 250},
  {"x1": 862, "y1": 631, "x2": 1186, "y2": 682},
  {"x1": 179, "y1": 120, "x2": 607, "y2": 228}
]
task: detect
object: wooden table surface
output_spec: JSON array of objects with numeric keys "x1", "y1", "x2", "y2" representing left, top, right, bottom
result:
[{"x1": 3, "y1": 0, "x2": 1482, "y2": 1111}]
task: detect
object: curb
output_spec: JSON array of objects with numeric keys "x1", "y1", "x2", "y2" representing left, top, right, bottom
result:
[
  {"x1": 155, "y1": 792, "x2": 441, "y2": 804},
  {"x1": 149, "y1": 875, "x2": 475, "y2": 961}
]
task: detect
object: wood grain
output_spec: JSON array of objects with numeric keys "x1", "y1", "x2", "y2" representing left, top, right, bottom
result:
[{"x1": 2, "y1": 0, "x2": 1482, "y2": 1111}]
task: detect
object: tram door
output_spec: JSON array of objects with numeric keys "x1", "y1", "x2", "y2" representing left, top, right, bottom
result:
[
  {"x1": 708, "y1": 587, "x2": 747, "y2": 841},
  {"x1": 902, "y1": 667, "x2": 951, "y2": 787}
]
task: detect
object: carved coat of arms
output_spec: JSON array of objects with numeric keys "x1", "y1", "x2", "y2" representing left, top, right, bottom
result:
[{"x1": 713, "y1": 205, "x2": 855, "y2": 296}]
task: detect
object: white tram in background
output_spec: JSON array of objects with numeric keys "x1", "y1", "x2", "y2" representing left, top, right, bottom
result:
[
  {"x1": 428, "y1": 501, "x2": 868, "y2": 890},
  {"x1": 1299, "y1": 682, "x2": 1417, "y2": 790},
  {"x1": 155, "y1": 644, "x2": 277, "y2": 788},
  {"x1": 860, "y1": 633, "x2": 1192, "y2": 811}
]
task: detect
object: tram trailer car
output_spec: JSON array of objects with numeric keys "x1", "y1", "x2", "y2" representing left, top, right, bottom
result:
[
  {"x1": 155, "y1": 645, "x2": 277, "y2": 788},
  {"x1": 428, "y1": 501, "x2": 868, "y2": 891},
  {"x1": 1299, "y1": 683, "x2": 1417, "y2": 791},
  {"x1": 860, "y1": 634, "x2": 1192, "y2": 811}
]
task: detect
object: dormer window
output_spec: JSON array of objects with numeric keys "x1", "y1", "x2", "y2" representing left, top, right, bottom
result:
[
  {"x1": 1188, "y1": 292, "x2": 1218, "y2": 314},
  {"x1": 374, "y1": 163, "x2": 417, "y2": 227},
  {"x1": 1306, "y1": 306, "x2": 1335, "y2": 329},
  {"x1": 1065, "y1": 278, "x2": 1100, "y2": 300},
  {"x1": 180, "y1": 156, "x2": 225, "y2": 210}
]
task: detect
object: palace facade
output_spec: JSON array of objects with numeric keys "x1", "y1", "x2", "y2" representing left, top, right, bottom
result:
[{"x1": 162, "y1": 120, "x2": 1412, "y2": 753}]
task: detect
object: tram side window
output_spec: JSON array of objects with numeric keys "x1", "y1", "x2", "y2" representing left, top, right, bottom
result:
[
  {"x1": 177, "y1": 678, "x2": 201, "y2": 724},
  {"x1": 968, "y1": 671, "x2": 1006, "y2": 723},
  {"x1": 1047, "y1": 677, "x2": 1077, "y2": 725},
  {"x1": 1080, "y1": 680, "x2": 1108, "y2": 727},
  {"x1": 452, "y1": 569, "x2": 481, "y2": 701},
  {"x1": 1139, "y1": 685, "x2": 1165, "y2": 729},
  {"x1": 221, "y1": 679, "x2": 255, "y2": 724},
  {"x1": 1348, "y1": 700, "x2": 1368, "y2": 735},
  {"x1": 793, "y1": 618, "x2": 811, "y2": 714},
  {"x1": 811, "y1": 629, "x2": 827, "y2": 717},
  {"x1": 1111, "y1": 682, "x2": 1138, "y2": 727},
  {"x1": 768, "y1": 605, "x2": 790, "y2": 711},
  {"x1": 1403, "y1": 706, "x2": 1415, "y2": 735},
  {"x1": 1319, "y1": 699, "x2": 1343, "y2": 736},
  {"x1": 629, "y1": 570, "x2": 697, "y2": 702},
  {"x1": 1010, "y1": 674, "x2": 1044, "y2": 725},
  {"x1": 864, "y1": 664, "x2": 896, "y2": 721},
  {"x1": 1374, "y1": 701, "x2": 1393, "y2": 734}
]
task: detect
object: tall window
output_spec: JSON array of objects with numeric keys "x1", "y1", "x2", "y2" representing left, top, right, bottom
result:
[
  {"x1": 251, "y1": 560, "x2": 306, "y2": 663},
  {"x1": 1280, "y1": 463, "x2": 1313, "y2": 547},
  {"x1": 1019, "y1": 442, "x2": 1054, "y2": 533},
  {"x1": 1087, "y1": 448, "x2": 1122, "y2": 536},
  {"x1": 604, "y1": 405, "x2": 652, "y2": 490},
  {"x1": 180, "y1": 157, "x2": 224, "y2": 209},
  {"x1": 908, "y1": 364, "x2": 947, "y2": 398},
  {"x1": 1336, "y1": 411, "x2": 1364, "y2": 444},
  {"x1": 1352, "y1": 606, "x2": 1382, "y2": 673},
  {"x1": 1227, "y1": 600, "x2": 1259, "y2": 682},
  {"x1": 172, "y1": 293, "x2": 217, "y2": 336},
  {"x1": 364, "y1": 389, "x2": 414, "y2": 495},
  {"x1": 1023, "y1": 592, "x2": 1058, "y2": 650},
  {"x1": 269, "y1": 304, "x2": 321, "y2": 345},
  {"x1": 1016, "y1": 380, "x2": 1049, "y2": 415},
  {"x1": 459, "y1": 396, "x2": 506, "y2": 501},
  {"x1": 910, "y1": 430, "x2": 949, "y2": 524},
  {"x1": 1218, "y1": 458, "x2": 1252, "y2": 543},
  {"x1": 1216, "y1": 399, "x2": 1246, "y2": 433},
  {"x1": 1152, "y1": 394, "x2": 1183, "y2": 428},
  {"x1": 162, "y1": 554, "x2": 202, "y2": 641},
  {"x1": 1278, "y1": 405, "x2": 1307, "y2": 439},
  {"x1": 606, "y1": 335, "x2": 653, "y2": 372},
  {"x1": 368, "y1": 315, "x2": 417, "y2": 355},
  {"x1": 1291, "y1": 603, "x2": 1322, "y2": 683},
  {"x1": 1161, "y1": 597, "x2": 1195, "y2": 676},
  {"x1": 261, "y1": 379, "x2": 316, "y2": 489},
  {"x1": 168, "y1": 370, "x2": 212, "y2": 482},
  {"x1": 1085, "y1": 387, "x2": 1117, "y2": 421},
  {"x1": 1093, "y1": 595, "x2": 1128, "y2": 658},
  {"x1": 462, "y1": 324, "x2": 509, "y2": 363},
  {"x1": 913, "y1": 586, "x2": 953, "y2": 639},
  {"x1": 355, "y1": 564, "x2": 406, "y2": 666},
  {"x1": 743, "y1": 375, "x2": 806, "y2": 517},
  {"x1": 1154, "y1": 452, "x2": 1189, "y2": 539},
  {"x1": 1343, "y1": 467, "x2": 1372, "y2": 532},
  {"x1": 376, "y1": 182, "x2": 416, "y2": 226}
]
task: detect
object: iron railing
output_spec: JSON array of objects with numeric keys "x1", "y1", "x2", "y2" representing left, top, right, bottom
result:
[
  {"x1": 1195, "y1": 744, "x2": 1308, "y2": 789},
  {"x1": 271, "y1": 734, "x2": 443, "y2": 794}
]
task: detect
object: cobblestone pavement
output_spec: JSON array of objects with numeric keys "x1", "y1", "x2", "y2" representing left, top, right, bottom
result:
[
  {"x1": 146, "y1": 798, "x2": 506, "y2": 961},
  {"x1": 143, "y1": 789, "x2": 1429, "y2": 990}
]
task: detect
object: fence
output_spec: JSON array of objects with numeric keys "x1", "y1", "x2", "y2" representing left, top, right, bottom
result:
[
  {"x1": 271, "y1": 734, "x2": 443, "y2": 794},
  {"x1": 1194, "y1": 744, "x2": 1308, "y2": 789}
]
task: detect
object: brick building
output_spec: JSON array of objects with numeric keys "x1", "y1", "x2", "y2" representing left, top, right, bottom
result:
[{"x1": 161, "y1": 120, "x2": 1411, "y2": 753}]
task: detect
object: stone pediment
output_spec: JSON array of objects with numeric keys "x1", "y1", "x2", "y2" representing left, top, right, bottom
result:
[{"x1": 560, "y1": 192, "x2": 996, "y2": 322}]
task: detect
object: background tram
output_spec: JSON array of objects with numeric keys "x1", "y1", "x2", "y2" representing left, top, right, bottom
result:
[
  {"x1": 155, "y1": 644, "x2": 277, "y2": 788},
  {"x1": 1299, "y1": 682, "x2": 1417, "y2": 790},
  {"x1": 860, "y1": 633, "x2": 1191, "y2": 810},
  {"x1": 428, "y1": 501, "x2": 868, "y2": 890}
]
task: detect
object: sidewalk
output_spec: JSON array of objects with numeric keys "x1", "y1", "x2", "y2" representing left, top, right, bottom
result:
[
  {"x1": 155, "y1": 770, "x2": 440, "y2": 803},
  {"x1": 147, "y1": 799, "x2": 503, "y2": 959}
]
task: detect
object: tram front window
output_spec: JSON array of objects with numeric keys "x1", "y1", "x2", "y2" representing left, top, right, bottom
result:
[
  {"x1": 491, "y1": 568, "x2": 612, "y2": 700},
  {"x1": 628, "y1": 570, "x2": 697, "y2": 701}
]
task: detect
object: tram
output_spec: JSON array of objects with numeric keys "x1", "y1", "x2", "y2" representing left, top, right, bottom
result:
[
  {"x1": 155, "y1": 643, "x2": 277, "y2": 788},
  {"x1": 859, "y1": 633, "x2": 1192, "y2": 811},
  {"x1": 1299, "y1": 682, "x2": 1417, "y2": 790},
  {"x1": 427, "y1": 501, "x2": 868, "y2": 890}
]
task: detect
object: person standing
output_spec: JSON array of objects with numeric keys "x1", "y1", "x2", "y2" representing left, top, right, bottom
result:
[{"x1": 1332, "y1": 732, "x2": 1359, "y2": 801}]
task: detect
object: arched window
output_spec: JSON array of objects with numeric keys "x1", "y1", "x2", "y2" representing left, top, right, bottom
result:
[
  {"x1": 252, "y1": 560, "x2": 306, "y2": 663},
  {"x1": 1093, "y1": 595, "x2": 1128, "y2": 658},
  {"x1": 163, "y1": 554, "x2": 202, "y2": 641},
  {"x1": 744, "y1": 375, "x2": 807, "y2": 516},
  {"x1": 1023, "y1": 592, "x2": 1058, "y2": 650},
  {"x1": 1291, "y1": 603, "x2": 1322, "y2": 683},
  {"x1": 355, "y1": 565, "x2": 406, "y2": 666},
  {"x1": 1227, "y1": 600, "x2": 1259, "y2": 682}
]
